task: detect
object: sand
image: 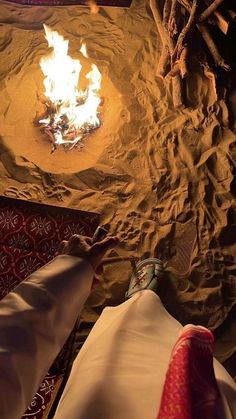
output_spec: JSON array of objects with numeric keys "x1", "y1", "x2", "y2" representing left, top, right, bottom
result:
[{"x1": 0, "y1": 0, "x2": 235, "y2": 377}]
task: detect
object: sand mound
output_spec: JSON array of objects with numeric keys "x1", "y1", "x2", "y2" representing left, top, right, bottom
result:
[{"x1": 0, "y1": 0, "x2": 235, "y2": 377}]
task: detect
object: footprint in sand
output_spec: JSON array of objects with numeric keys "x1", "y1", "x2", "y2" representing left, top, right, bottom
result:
[
  {"x1": 4, "y1": 185, "x2": 41, "y2": 200},
  {"x1": 168, "y1": 220, "x2": 197, "y2": 276},
  {"x1": 45, "y1": 185, "x2": 71, "y2": 201}
]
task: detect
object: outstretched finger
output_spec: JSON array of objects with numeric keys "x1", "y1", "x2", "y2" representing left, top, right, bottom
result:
[
  {"x1": 69, "y1": 235, "x2": 92, "y2": 247},
  {"x1": 84, "y1": 236, "x2": 93, "y2": 246},
  {"x1": 56, "y1": 240, "x2": 68, "y2": 255},
  {"x1": 91, "y1": 236, "x2": 119, "y2": 260},
  {"x1": 67, "y1": 234, "x2": 91, "y2": 255}
]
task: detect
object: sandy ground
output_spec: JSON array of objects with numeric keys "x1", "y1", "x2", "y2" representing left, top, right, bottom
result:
[{"x1": 0, "y1": 0, "x2": 235, "y2": 377}]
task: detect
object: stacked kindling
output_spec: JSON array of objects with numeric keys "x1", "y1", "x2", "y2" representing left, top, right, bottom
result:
[{"x1": 150, "y1": 0, "x2": 234, "y2": 107}]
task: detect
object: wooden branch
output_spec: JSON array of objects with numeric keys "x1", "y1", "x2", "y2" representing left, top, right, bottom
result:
[
  {"x1": 197, "y1": 23, "x2": 231, "y2": 70},
  {"x1": 168, "y1": 0, "x2": 178, "y2": 37},
  {"x1": 228, "y1": 10, "x2": 236, "y2": 21},
  {"x1": 156, "y1": 0, "x2": 172, "y2": 75},
  {"x1": 177, "y1": 0, "x2": 191, "y2": 14},
  {"x1": 172, "y1": 75, "x2": 183, "y2": 107},
  {"x1": 163, "y1": 0, "x2": 172, "y2": 28},
  {"x1": 157, "y1": 47, "x2": 170, "y2": 76},
  {"x1": 150, "y1": 0, "x2": 183, "y2": 106},
  {"x1": 165, "y1": 64, "x2": 183, "y2": 106},
  {"x1": 179, "y1": 46, "x2": 188, "y2": 78},
  {"x1": 213, "y1": 10, "x2": 229, "y2": 34},
  {"x1": 166, "y1": 46, "x2": 188, "y2": 78},
  {"x1": 150, "y1": 0, "x2": 171, "y2": 76},
  {"x1": 177, "y1": 0, "x2": 231, "y2": 71},
  {"x1": 150, "y1": 0, "x2": 178, "y2": 56},
  {"x1": 150, "y1": 0, "x2": 171, "y2": 49},
  {"x1": 198, "y1": 0, "x2": 224, "y2": 22},
  {"x1": 173, "y1": 0, "x2": 198, "y2": 60},
  {"x1": 167, "y1": 61, "x2": 180, "y2": 77}
]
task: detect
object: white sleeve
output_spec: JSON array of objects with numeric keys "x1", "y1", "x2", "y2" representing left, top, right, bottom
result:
[{"x1": 0, "y1": 254, "x2": 94, "y2": 419}]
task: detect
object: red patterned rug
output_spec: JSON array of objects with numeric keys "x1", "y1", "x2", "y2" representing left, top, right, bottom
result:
[{"x1": 0, "y1": 196, "x2": 99, "y2": 419}]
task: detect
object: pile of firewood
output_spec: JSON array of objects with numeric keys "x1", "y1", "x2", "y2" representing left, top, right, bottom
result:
[{"x1": 150, "y1": 0, "x2": 234, "y2": 107}]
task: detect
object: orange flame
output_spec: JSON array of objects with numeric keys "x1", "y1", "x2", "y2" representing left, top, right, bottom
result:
[
  {"x1": 86, "y1": 0, "x2": 99, "y2": 14},
  {"x1": 39, "y1": 25, "x2": 101, "y2": 149}
]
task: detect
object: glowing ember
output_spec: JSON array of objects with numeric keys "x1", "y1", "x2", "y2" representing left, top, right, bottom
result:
[{"x1": 37, "y1": 25, "x2": 102, "y2": 151}]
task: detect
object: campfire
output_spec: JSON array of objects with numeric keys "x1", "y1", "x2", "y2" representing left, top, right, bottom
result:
[{"x1": 36, "y1": 25, "x2": 102, "y2": 152}]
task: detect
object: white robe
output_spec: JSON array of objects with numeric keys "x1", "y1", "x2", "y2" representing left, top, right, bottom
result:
[{"x1": 0, "y1": 256, "x2": 235, "y2": 419}]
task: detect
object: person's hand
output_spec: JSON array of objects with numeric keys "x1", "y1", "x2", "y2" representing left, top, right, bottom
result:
[{"x1": 57, "y1": 234, "x2": 119, "y2": 271}]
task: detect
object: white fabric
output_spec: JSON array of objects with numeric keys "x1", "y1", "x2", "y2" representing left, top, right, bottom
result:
[
  {"x1": 55, "y1": 290, "x2": 182, "y2": 419},
  {"x1": 0, "y1": 255, "x2": 94, "y2": 419},
  {"x1": 55, "y1": 290, "x2": 236, "y2": 419},
  {"x1": 0, "y1": 256, "x2": 235, "y2": 419}
]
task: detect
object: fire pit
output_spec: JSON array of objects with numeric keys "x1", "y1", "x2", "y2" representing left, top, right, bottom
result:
[
  {"x1": 0, "y1": 22, "x2": 124, "y2": 174},
  {"x1": 36, "y1": 25, "x2": 102, "y2": 152}
]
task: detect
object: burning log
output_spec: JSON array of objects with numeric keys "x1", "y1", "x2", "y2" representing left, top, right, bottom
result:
[{"x1": 36, "y1": 98, "x2": 101, "y2": 152}]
